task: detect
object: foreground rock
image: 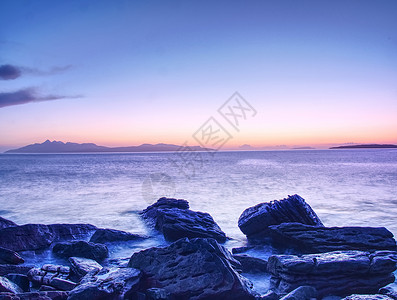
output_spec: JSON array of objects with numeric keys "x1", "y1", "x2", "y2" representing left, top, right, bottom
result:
[
  {"x1": 238, "y1": 194, "x2": 323, "y2": 239},
  {"x1": 142, "y1": 197, "x2": 227, "y2": 243},
  {"x1": 0, "y1": 224, "x2": 97, "y2": 252},
  {"x1": 89, "y1": 228, "x2": 145, "y2": 244},
  {"x1": 128, "y1": 237, "x2": 257, "y2": 300},
  {"x1": 53, "y1": 241, "x2": 108, "y2": 261},
  {"x1": 342, "y1": 295, "x2": 394, "y2": 300},
  {"x1": 69, "y1": 257, "x2": 102, "y2": 280},
  {"x1": 0, "y1": 248, "x2": 24, "y2": 265},
  {"x1": 68, "y1": 267, "x2": 141, "y2": 300},
  {"x1": 0, "y1": 291, "x2": 68, "y2": 299},
  {"x1": 268, "y1": 250, "x2": 397, "y2": 297},
  {"x1": 0, "y1": 276, "x2": 23, "y2": 294},
  {"x1": 232, "y1": 254, "x2": 268, "y2": 273},
  {"x1": 268, "y1": 222, "x2": 397, "y2": 253},
  {"x1": 0, "y1": 265, "x2": 34, "y2": 277},
  {"x1": 28, "y1": 264, "x2": 76, "y2": 291},
  {"x1": 0, "y1": 217, "x2": 16, "y2": 229},
  {"x1": 279, "y1": 286, "x2": 317, "y2": 300}
]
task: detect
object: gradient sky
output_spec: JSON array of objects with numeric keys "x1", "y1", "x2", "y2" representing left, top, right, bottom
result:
[{"x1": 0, "y1": 0, "x2": 396, "y2": 151}]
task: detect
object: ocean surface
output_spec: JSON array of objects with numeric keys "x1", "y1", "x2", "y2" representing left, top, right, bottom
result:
[{"x1": 1, "y1": 149, "x2": 397, "y2": 293}]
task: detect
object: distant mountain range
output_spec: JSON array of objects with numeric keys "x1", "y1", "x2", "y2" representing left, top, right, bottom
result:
[
  {"x1": 330, "y1": 144, "x2": 397, "y2": 149},
  {"x1": 5, "y1": 140, "x2": 211, "y2": 153}
]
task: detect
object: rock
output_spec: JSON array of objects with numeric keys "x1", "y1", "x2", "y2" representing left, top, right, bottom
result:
[
  {"x1": 259, "y1": 290, "x2": 279, "y2": 300},
  {"x1": 128, "y1": 237, "x2": 257, "y2": 300},
  {"x1": 342, "y1": 295, "x2": 394, "y2": 300},
  {"x1": 279, "y1": 286, "x2": 317, "y2": 300},
  {"x1": 238, "y1": 194, "x2": 323, "y2": 239},
  {"x1": 145, "y1": 287, "x2": 171, "y2": 299},
  {"x1": 0, "y1": 276, "x2": 23, "y2": 294},
  {"x1": 89, "y1": 228, "x2": 145, "y2": 244},
  {"x1": 142, "y1": 198, "x2": 227, "y2": 243},
  {"x1": 67, "y1": 267, "x2": 141, "y2": 300},
  {"x1": 4, "y1": 274, "x2": 29, "y2": 292},
  {"x1": 268, "y1": 250, "x2": 397, "y2": 297},
  {"x1": 14, "y1": 291, "x2": 68, "y2": 299},
  {"x1": 232, "y1": 254, "x2": 268, "y2": 273},
  {"x1": 380, "y1": 287, "x2": 397, "y2": 300},
  {"x1": 52, "y1": 241, "x2": 108, "y2": 261},
  {"x1": 268, "y1": 222, "x2": 397, "y2": 253},
  {"x1": 0, "y1": 224, "x2": 97, "y2": 252},
  {"x1": 0, "y1": 292, "x2": 18, "y2": 300},
  {"x1": 0, "y1": 217, "x2": 16, "y2": 230},
  {"x1": 0, "y1": 265, "x2": 34, "y2": 276},
  {"x1": 0, "y1": 248, "x2": 24, "y2": 265},
  {"x1": 68, "y1": 257, "x2": 102, "y2": 280},
  {"x1": 27, "y1": 264, "x2": 73, "y2": 291}
]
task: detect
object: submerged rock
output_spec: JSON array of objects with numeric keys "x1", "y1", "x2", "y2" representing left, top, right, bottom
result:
[
  {"x1": 89, "y1": 228, "x2": 145, "y2": 244},
  {"x1": 0, "y1": 217, "x2": 16, "y2": 230},
  {"x1": 128, "y1": 237, "x2": 257, "y2": 300},
  {"x1": 268, "y1": 222, "x2": 397, "y2": 253},
  {"x1": 142, "y1": 197, "x2": 227, "y2": 243},
  {"x1": 238, "y1": 194, "x2": 323, "y2": 239},
  {"x1": 268, "y1": 250, "x2": 397, "y2": 297},
  {"x1": 0, "y1": 224, "x2": 97, "y2": 252},
  {"x1": 68, "y1": 267, "x2": 141, "y2": 300},
  {"x1": 0, "y1": 248, "x2": 24, "y2": 265},
  {"x1": 53, "y1": 241, "x2": 108, "y2": 261}
]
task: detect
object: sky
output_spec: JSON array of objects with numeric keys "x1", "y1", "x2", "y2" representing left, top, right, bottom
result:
[{"x1": 0, "y1": 0, "x2": 396, "y2": 151}]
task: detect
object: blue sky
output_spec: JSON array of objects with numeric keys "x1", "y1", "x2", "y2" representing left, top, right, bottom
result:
[{"x1": 0, "y1": 0, "x2": 396, "y2": 150}]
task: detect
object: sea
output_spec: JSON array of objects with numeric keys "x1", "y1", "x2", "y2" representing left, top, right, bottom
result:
[{"x1": 1, "y1": 149, "x2": 397, "y2": 294}]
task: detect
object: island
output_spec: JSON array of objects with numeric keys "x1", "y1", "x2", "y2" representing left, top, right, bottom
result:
[{"x1": 330, "y1": 144, "x2": 397, "y2": 149}]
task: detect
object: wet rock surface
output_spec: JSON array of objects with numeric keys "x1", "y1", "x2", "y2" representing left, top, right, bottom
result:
[
  {"x1": 27, "y1": 264, "x2": 75, "y2": 291},
  {"x1": 52, "y1": 241, "x2": 108, "y2": 261},
  {"x1": 232, "y1": 254, "x2": 268, "y2": 273},
  {"x1": 128, "y1": 237, "x2": 257, "y2": 300},
  {"x1": 89, "y1": 228, "x2": 145, "y2": 244},
  {"x1": 268, "y1": 250, "x2": 397, "y2": 297},
  {"x1": 68, "y1": 257, "x2": 102, "y2": 280},
  {"x1": 238, "y1": 194, "x2": 323, "y2": 239},
  {"x1": 267, "y1": 222, "x2": 397, "y2": 253},
  {"x1": 0, "y1": 217, "x2": 16, "y2": 230},
  {"x1": 0, "y1": 248, "x2": 24, "y2": 265},
  {"x1": 279, "y1": 286, "x2": 317, "y2": 300},
  {"x1": 142, "y1": 197, "x2": 227, "y2": 243}
]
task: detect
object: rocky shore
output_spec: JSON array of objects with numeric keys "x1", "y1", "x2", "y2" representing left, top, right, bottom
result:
[{"x1": 0, "y1": 194, "x2": 397, "y2": 299}]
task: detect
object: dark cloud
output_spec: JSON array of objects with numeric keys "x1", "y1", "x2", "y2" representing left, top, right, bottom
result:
[
  {"x1": 0, "y1": 64, "x2": 72, "y2": 80},
  {"x1": 0, "y1": 65, "x2": 22, "y2": 80},
  {"x1": 0, "y1": 88, "x2": 80, "y2": 108}
]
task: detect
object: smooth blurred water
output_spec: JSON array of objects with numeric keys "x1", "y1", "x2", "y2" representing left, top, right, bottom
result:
[{"x1": 1, "y1": 149, "x2": 397, "y2": 242}]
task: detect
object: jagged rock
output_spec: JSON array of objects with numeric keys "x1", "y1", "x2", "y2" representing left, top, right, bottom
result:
[
  {"x1": 68, "y1": 257, "x2": 102, "y2": 280},
  {"x1": 232, "y1": 254, "x2": 268, "y2": 273},
  {"x1": 342, "y1": 295, "x2": 394, "y2": 300},
  {"x1": 268, "y1": 250, "x2": 397, "y2": 297},
  {"x1": 238, "y1": 195, "x2": 323, "y2": 239},
  {"x1": 279, "y1": 286, "x2": 317, "y2": 300},
  {"x1": 0, "y1": 277, "x2": 23, "y2": 294},
  {"x1": 142, "y1": 198, "x2": 227, "y2": 243},
  {"x1": 0, "y1": 248, "x2": 24, "y2": 265},
  {"x1": 0, "y1": 217, "x2": 16, "y2": 230},
  {"x1": 89, "y1": 228, "x2": 145, "y2": 243},
  {"x1": 67, "y1": 267, "x2": 141, "y2": 300},
  {"x1": 27, "y1": 264, "x2": 74, "y2": 291},
  {"x1": 128, "y1": 237, "x2": 257, "y2": 300},
  {"x1": 4, "y1": 274, "x2": 29, "y2": 292},
  {"x1": 0, "y1": 224, "x2": 97, "y2": 252},
  {"x1": 268, "y1": 222, "x2": 397, "y2": 253},
  {"x1": 379, "y1": 287, "x2": 397, "y2": 299},
  {"x1": 0, "y1": 266, "x2": 34, "y2": 276},
  {"x1": 52, "y1": 241, "x2": 108, "y2": 261}
]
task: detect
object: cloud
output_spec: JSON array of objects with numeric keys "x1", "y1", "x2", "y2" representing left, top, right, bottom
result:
[
  {"x1": 0, "y1": 64, "x2": 72, "y2": 80},
  {"x1": 0, "y1": 65, "x2": 22, "y2": 80},
  {"x1": 0, "y1": 88, "x2": 80, "y2": 108}
]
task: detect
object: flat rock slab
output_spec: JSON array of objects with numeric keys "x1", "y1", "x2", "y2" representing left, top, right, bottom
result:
[
  {"x1": 268, "y1": 222, "x2": 397, "y2": 253},
  {"x1": 142, "y1": 197, "x2": 227, "y2": 243},
  {"x1": 268, "y1": 250, "x2": 397, "y2": 297},
  {"x1": 0, "y1": 224, "x2": 97, "y2": 252},
  {"x1": 238, "y1": 194, "x2": 323, "y2": 239},
  {"x1": 128, "y1": 237, "x2": 257, "y2": 300},
  {"x1": 69, "y1": 257, "x2": 102, "y2": 280}
]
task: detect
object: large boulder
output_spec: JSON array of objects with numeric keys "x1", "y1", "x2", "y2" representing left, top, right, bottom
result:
[
  {"x1": 268, "y1": 223, "x2": 397, "y2": 253},
  {"x1": 128, "y1": 237, "x2": 257, "y2": 300},
  {"x1": 0, "y1": 217, "x2": 16, "y2": 229},
  {"x1": 0, "y1": 248, "x2": 24, "y2": 265},
  {"x1": 53, "y1": 241, "x2": 108, "y2": 261},
  {"x1": 268, "y1": 250, "x2": 397, "y2": 297},
  {"x1": 89, "y1": 228, "x2": 145, "y2": 244},
  {"x1": 0, "y1": 224, "x2": 97, "y2": 252},
  {"x1": 238, "y1": 194, "x2": 323, "y2": 239},
  {"x1": 142, "y1": 198, "x2": 226, "y2": 243},
  {"x1": 68, "y1": 267, "x2": 142, "y2": 300}
]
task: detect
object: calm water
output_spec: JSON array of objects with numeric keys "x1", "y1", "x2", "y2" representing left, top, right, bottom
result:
[{"x1": 1, "y1": 149, "x2": 397, "y2": 294}]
